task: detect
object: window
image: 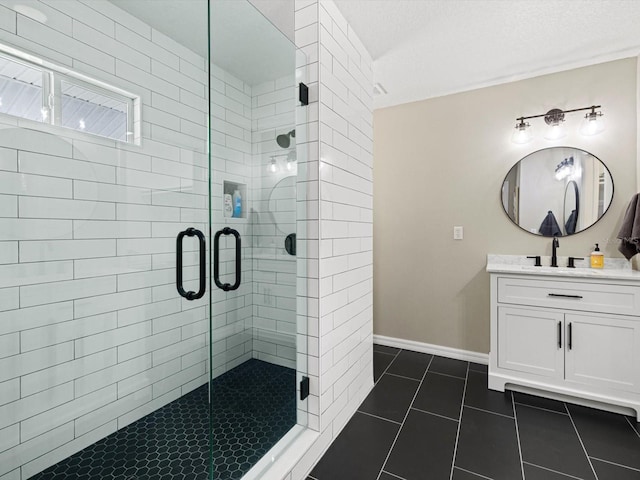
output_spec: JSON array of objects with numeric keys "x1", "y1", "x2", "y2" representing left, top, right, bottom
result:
[
  {"x1": 0, "y1": 47, "x2": 138, "y2": 144},
  {"x1": 0, "y1": 55, "x2": 46, "y2": 123}
]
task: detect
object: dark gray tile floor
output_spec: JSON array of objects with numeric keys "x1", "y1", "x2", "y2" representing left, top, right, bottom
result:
[{"x1": 308, "y1": 344, "x2": 640, "y2": 480}]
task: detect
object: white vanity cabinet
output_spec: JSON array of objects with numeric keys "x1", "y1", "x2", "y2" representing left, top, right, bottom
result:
[{"x1": 488, "y1": 267, "x2": 640, "y2": 420}]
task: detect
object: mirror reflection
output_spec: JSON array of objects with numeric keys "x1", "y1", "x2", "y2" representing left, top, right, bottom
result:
[{"x1": 501, "y1": 147, "x2": 614, "y2": 236}]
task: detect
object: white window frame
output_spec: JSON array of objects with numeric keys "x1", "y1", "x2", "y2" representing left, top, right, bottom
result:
[{"x1": 0, "y1": 42, "x2": 140, "y2": 144}]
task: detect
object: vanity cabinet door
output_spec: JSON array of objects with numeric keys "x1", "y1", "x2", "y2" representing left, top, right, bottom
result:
[
  {"x1": 498, "y1": 306, "x2": 564, "y2": 379},
  {"x1": 564, "y1": 313, "x2": 640, "y2": 393}
]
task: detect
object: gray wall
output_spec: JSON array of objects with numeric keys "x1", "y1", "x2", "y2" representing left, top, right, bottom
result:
[{"x1": 373, "y1": 58, "x2": 638, "y2": 354}]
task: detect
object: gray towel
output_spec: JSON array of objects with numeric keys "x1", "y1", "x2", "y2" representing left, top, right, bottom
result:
[
  {"x1": 617, "y1": 193, "x2": 640, "y2": 259},
  {"x1": 565, "y1": 209, "x2": 577, "y2": 235},
  {"x1": 539, "y1": 210, "x2": 562, "y2": 237}
]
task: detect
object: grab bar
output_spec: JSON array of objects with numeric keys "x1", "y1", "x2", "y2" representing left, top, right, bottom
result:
[{"x1": 214, "y1": 227, "x2": 241, "y2": 291}]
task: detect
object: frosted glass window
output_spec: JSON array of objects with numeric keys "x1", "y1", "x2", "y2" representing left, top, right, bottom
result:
[
  {"x1": 0, "y1": 56, "x2": 46, "y2": 123},
  {"x1": 60, "y1": 79, "x2": 131, "y2": 142},
  {"x1": 0, "y1": 49, "x2": 138, "y2": 144}
]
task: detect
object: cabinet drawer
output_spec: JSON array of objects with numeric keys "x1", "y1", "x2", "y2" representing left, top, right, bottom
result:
[{"x1": 497, "y1": 277, "x2": 640, "y2": 316}]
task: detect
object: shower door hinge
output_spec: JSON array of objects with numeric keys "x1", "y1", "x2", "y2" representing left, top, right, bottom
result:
[
  {"x1": 299, "y1": 82, "x2": 309, "y2": 106},
  {"x1": 300, "y1": 376, "x2": 310, "y2": 400}
]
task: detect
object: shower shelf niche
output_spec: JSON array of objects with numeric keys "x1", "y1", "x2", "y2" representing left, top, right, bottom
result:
[{"x1": 223, "y1": 180, "x2": 247, "y2": 219}]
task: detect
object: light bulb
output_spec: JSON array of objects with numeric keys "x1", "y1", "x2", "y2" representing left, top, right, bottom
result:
[
  {"x1": 269, "y1": 158, "x2": 277, "y2": 173},
  {"x1": 579, "y1": 111, "x2": 604, "y2": 136},
  {"x1": 40, "y1": 107, "x2": 48, "y2": 121},
  {"x1": 79, "y1": 119, "x2": 86, "y2": 130},
  {"x1": 544, "y1": 122, "x2": 566, "y2": 140},
  {"x1": 511, "y1": 120, "x2": 532, "y2": 144},
  {"x1": 286, "y1": 161, "x2": 292, "y2": 171},
  {"x1": 0, "y1": 97, "x2": 3, "y2": 107}
]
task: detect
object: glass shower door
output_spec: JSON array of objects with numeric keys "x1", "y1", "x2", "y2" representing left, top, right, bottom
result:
[
  {"x1": 209, "y1": 1, "x2": 305, "y2": 478},
  {"x1": 0, "y1": 1, "x2": 213, "y2": 478}
]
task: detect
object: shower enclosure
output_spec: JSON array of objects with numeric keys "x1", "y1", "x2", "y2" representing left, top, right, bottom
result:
[{"x1": 0, "y1": 1, "x2": 306, "y2": 479}]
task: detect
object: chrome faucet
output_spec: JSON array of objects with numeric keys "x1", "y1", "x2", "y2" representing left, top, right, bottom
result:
[{"x1": 551, "y1": 236, "x2": 559, "y2": 267}]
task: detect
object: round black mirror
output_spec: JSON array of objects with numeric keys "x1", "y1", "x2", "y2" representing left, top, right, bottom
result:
[{"x1": 501, "y1": 147, "x2": 613, "y2": 236}]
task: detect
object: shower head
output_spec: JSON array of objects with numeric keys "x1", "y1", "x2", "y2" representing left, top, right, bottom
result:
[{"x1": 276, "y1": 129, "x2": 295, "y2": 148}]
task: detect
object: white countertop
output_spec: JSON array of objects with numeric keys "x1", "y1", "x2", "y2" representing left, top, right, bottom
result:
[{"x1": 486, "y1": 254, "x2": 640, "y2": 281}]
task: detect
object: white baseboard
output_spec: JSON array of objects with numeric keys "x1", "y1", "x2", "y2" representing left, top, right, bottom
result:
[{"x1": 373, "y1": 334, "x2": 489, "y2": 365}]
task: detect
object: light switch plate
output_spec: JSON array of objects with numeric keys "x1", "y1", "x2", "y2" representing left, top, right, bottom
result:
[{"x1": 453, "y1": 226, "x2": 463, "y2": 240}]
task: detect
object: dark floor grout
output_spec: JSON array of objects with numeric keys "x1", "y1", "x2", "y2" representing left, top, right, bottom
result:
[
  {"x1": 356, "y1": 409, "x2": 403, "y2": 425},
  {"x1": 374, "y1": 355, "x2": 434, "y2": 480},
  {"x1": 454, "y1": 466, "x2": 494, "y2": 479},
  {"x1": 513, "y1": 400, "x2": 569, "y2": 416},
  {"x1": 522, "y1": 461, "x2": 585, "y2": 479},
  {"x1": 375, "y1": 348, "x2": 402, "y2": 386},
  {"x1": 385, "y1": 372, "x2": 421, "y2": 383},
  {"x1": 564, "y1": 402, "x2": 599, "y2": 480},
  {"x1": 375, "y1": 351, "x2": 399, "y2": 357},
  {"x1": 590, "y1": 456, "x2": 640, "y2": 473},
  {"x1": 410, "y1": 406, "x2": 459, "y2": 423},
  {"x1": 512, "y1": 390, "x2": 526, "y2": 480},
  {"x1": 449, "y1": 362, "x2": 470, "y2": 480},
  {"x1": 626, "y1": 416, "x2": 640, "y2": 438},
  {"x1": 425, "y1": 370, "x2": 467, "y2": 381},
  {"x1": 464, "y1": 404, "x2": 515, "y2": 420},
  {"x1": 381, "y1": 470, "x2": 407, "y2": 479}
]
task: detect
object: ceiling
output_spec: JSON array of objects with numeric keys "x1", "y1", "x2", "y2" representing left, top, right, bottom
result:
[
  {"x1": 333, "y1": 0, "x2": 640, "y2": 109},
  {"x1": 110, "y1": 1, "x2": 640, "y2": 109}
]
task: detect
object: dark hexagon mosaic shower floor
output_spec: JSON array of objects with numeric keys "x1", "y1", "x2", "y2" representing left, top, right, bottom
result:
[{"x1": 31, "y1": 359, "x2": 296, "y2": 480}]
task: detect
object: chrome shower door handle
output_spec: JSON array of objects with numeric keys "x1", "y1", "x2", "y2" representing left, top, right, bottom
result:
[
  {"x1": 176, "y1": 227, "x2": 206, "y2": 300},
  {"x1": 214, "y1": 227, "x2": 241, "y2": 291}
]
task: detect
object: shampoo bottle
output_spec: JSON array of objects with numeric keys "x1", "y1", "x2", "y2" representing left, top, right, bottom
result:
[
  {"x1": 590, "y1": 243, "x2": 604, "y2": 269},
  {"x1": 232, "y1": 189, "x2": 242, "y2": 218}
]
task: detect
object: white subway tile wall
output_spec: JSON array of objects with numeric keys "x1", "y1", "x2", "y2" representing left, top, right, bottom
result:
[
  {"x1": 0, "y1": 1, "x2": 210, "y2": 478},
  {"x1": 251, "y1": 75, "x2": 298, "y2": 370},
  {"x1": 0, "y1": 0, "x2": 371, "y2": 478},
  {"x1": 210, "y1": 64, "x2": 255, "y2": 377},
  {"x1": 287, "y1": 1, "x2": 374, "y2": 479}
]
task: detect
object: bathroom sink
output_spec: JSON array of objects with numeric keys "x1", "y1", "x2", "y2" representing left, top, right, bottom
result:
[
  {"x1": 507, "y1": 265, "x2": 600, "y2": 275},
  {"x1": 487, "y1": 254, "x2": 638, "y2": 280}
]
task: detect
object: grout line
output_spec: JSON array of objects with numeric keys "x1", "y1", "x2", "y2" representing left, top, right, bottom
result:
[
  {"x1": 448, "y1": 362, "x2": 470, "y2": 480},
  {"x1": 384, "y1": 372, "x2": 421, "y2": 383},
  {"x1": 626, "y1": 416, "x2": 640, "y2": 439},
  {"x1": 374, "y1": 350, "x2": 398, "y2": 357},
  {"x1": 589, "y1": 456, "x2": 640, "y2": 473},
  {"x1": 513, "y1": 401, "x2": 569, "y2": 416},
  {"x1": 356, "y1": 410, "x2": 402, "y2": 426},
  {"x1": 565, "y1": 403, "x2": 599, "y2": 480},
  {"x1": 374, "y1": 348, "x2": 401, "y2": 386},
  {"x1": 424, "y1": 370, "x2": 466, "y2": 381},
  {"x1": 453, "y1": 466, "x2": 494, "y2": 480},
  {"x1": 374, "y1": 355, "x2": 433, "y2": 480},
  {"x1": 410, "y1": 407, "x2": 458, "y2": 423},
  {"x1": 464, "y1": 404, "x2": 514, "y2": 420},
  {"x1": 522, "y1": 461, "x2": 584, "y2": 479},
  {"x1": 381, "y1": 470, "x2": 407, "y2": 480},
  {"x1": 512, "y1": 391, "x2": 526, "y2": 480}
]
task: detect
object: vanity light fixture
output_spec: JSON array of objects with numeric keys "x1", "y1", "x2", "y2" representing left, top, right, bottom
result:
[
  {"x1": 554, "y1": 156, "x2": 574, "y2": 180},
  {"x1": 286, "y1": 150, "x2": 296, "y2": 171},
  {"x1": 512, "y1": 105, "x2": 604, "y2": 144},
  {"x1": 269, "y1": 157, "x2": 278, "y2": 173},
  {"x1": 511, "y1": 119, "x2": 533, "y2": 144},
  {"x1": 543, "y1": 108, "x2": 566, "y2": 140},
  {"x1": 579, "y1": 106, "x2": 605, "y2": 136}
]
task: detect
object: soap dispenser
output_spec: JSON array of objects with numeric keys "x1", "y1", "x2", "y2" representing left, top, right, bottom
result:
[
  {"x1": 590, "y1": 243, "x2": 604, "y2": 269},
  {"x1": 232, "y1": 189, "x2": 242, "y2": 218}
]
